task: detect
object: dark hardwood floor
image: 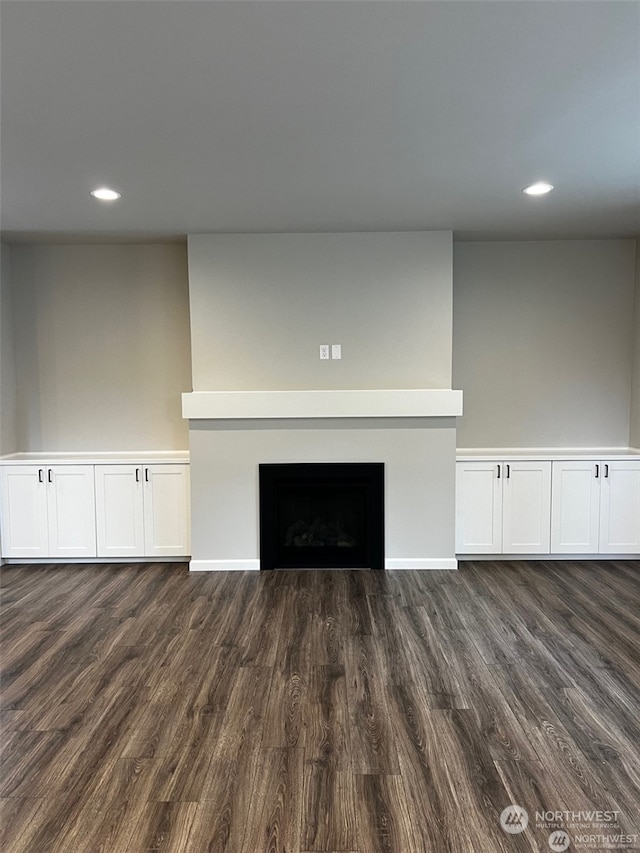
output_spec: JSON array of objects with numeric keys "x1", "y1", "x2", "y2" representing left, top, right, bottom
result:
[{"x1": 1, "y1": 561, "x2": 639, "y2": 852}]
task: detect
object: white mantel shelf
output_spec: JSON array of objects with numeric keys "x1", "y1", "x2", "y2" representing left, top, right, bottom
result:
[{"x1": 182, "y1": 389, "x2": 463, "y2": 420}]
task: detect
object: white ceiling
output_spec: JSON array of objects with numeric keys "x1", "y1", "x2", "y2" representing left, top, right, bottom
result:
[{"x1": 1, "y1": 0, "x2": 639, "y2": 241}]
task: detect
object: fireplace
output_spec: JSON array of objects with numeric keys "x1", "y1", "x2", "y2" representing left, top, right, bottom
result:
[
  {"x1": 185, "y1": 233, "x2": 459, "y2": 572},
  {"x1": 259, "y1": 462, "x2": 385, "y2": 570}
]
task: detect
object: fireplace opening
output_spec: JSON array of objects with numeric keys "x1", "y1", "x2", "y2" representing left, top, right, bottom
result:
[{"x1": 259, "y1": 463, "x2": 384, "y2": 570}]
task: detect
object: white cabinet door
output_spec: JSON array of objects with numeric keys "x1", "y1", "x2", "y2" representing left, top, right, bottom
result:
[
  {"x1": 143, "y1": 464, "x2": 190, "y2": 557},
  {"x1": 502, "y1": 461, "x2": 551, "y2": 553},
  {"x1": 47, "y1": 466, "x2": 96, "y2": 558},
  {"x1": 0, "y1": 466, "x2": 49, "y2": 558},
  {"x1": 455, "y1": 461, "x2": 502, "y2": 553},
  {"x1": 95, "y1": 466, "x2": 145, "y2": 558},
  {"x1": 599, "y1": 461, "x2": 640, "y2": 553},
  {"x1": 95, "y1": 463, "x2": 190, "y2": 559},
  {"x1": 551, "y1": 461, "x2": 600, "y2": 553}
]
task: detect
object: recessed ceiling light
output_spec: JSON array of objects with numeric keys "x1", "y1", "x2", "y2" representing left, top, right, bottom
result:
[
  {"x1": 91, "y1": 187, "x2": 121, "y2": 201},
  {"x1": 523, "y1": 181, "x2": 554, "y2": 196}
]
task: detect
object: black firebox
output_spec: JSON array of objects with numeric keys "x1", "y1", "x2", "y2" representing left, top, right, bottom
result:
[{"x1": 259, "y1": 463, "x2": 384, "y2": 570}]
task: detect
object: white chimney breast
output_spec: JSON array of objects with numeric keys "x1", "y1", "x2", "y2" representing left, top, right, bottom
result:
[
  {"x1": 185, "y1": 231, "x2": 458, "y2": 571},
  {"x1": 187, "y1": 232, "x2": 453, "y2": 392}
]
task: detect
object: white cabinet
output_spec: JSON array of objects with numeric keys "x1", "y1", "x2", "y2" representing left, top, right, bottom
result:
[
  {"x1": 456, "y1": 460, "x2": 551, "y2": 554},
  {"x1": 502, "y1": 461, "x2": 552, "y2": 553},
  {"x1": 457, "y1": 456, "x2": 640, "y2": 557},
  {"x1": 0, "y1": 465, "x2": 96, "y2": 559},
  {"x1": 0, "y1": 466, "x2": 48, "y2": 557},
  {"x1": 552, "y1": 460, "x2": 640, "y2": 554},
  {"x1": 142, "y1": 465, "x2": 191, "y2": 557},
  {"x1": 95, "y1": 464, "x2": 190, "y2": 558},
  {"x1": 600, "y1": 461, "x2": 640, "y2": 552},
  {"x1": 94, "y1": 465, "x2": 145, "y2": 558},
  {"x1": 455, "y1": 461, "x2": 502, "y2": 553},
  {"x1": 550, "y1": 461, "x2": 600, "y2": 552}
]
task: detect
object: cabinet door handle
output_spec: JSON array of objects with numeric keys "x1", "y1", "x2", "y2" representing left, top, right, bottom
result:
[
  {"x1": 604, "y1": 464, "x2": 609, "y2": 478},
  {"x1": 47, "y1": 469, "x2": 53, "y2": 483},
  {"x1": 135, "y1": 468, "x2": 140, "y2": 482},
  {"x1": 38, "y1": 468, "x2": 44, "y2": 483},
  {"x1": 497, "y1": 464, "x2": 501, "y2": 479},
  {"x1": 145, "y1": 468, "x2": 149, "y2": 482},
  {"x1": 506, "y1": 464, "x2": 510, "y2": 479},
  {"x1": 595, "y1": 464, "x2": 599, "y2": 478}
]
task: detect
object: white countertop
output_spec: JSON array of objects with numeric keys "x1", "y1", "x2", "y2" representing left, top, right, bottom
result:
[
  {"x1": 3, "y1": 447, "x2": 638, "y2": 464},
  {"x1": 456, "y1": 447, "x2": 640, "y2": 461},
  {"x1": 0, "y1": 451, "x2": 190, "y2": 465}
]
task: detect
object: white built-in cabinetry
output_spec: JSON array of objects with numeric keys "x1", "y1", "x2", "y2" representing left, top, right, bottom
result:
[
  {"x1": 455, "y1": 460, "x2": 551, "y2": 554},
  {"x1": 95, "y1": 464, "x2": 190, "y2": 558},
  {"x1": 551, "y1": 460, "x2": 640, "y2": 554},
  {"x1": 0, "y1": 454, "x2": 190, "y2": 562},
  {"x1": 456, "y1": 452, "x2": 640, "y2": 557},
  {"x1": 0, "y1": 465, "x2": 96, "y2": 559}
]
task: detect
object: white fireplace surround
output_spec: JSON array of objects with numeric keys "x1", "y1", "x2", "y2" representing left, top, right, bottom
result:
[
  {"x1": 186, "y1": 388, "x2": 461, "y2": 573},
  {"x1": 182, "y1": 389, "x2": 463, "y2": 420}
]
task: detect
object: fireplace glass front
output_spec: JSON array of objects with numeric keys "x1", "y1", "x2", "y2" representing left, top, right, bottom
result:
[{"x1": 259, "y1": 462, "x2": 384, "y2": 570}]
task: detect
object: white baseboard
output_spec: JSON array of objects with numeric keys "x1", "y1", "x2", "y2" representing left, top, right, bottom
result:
[
  {"x1": 189, "y1": 559, "x2": 261, "y2": 572},
  {"x1": 385, "y1": 558, "x2": 458, "y2": 571},
  {"x1": 189, "y1": 558, "x2": 459, "y2": 571},
  {"x1": 2, "y1": 557, "x2": 188, "y2": 565},
  {"x1": 457, "y1": 553, "x2": 640, "y2": 561}
]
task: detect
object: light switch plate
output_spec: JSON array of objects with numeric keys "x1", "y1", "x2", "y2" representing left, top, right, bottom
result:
[{"x1": 331, "y1": 344, "x2": 342, "y2": 360}]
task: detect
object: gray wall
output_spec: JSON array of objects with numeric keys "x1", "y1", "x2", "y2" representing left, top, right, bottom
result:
[
  {"x1": 0, "y1": 244, "x2": 18, "y2": 454},
  {"x1": 4, "y1": 236, "x2": 638, "y2": 455},
  {"x1": 631, "y1": 240, "x2": 640, "y2": 448},
  {"x1": 453, "y1": 240, "x2": 637, "y2": 448},
  {"x1": 188, "y1": 232, "x2": 453, "y2": 392},
  {"x1": 10, "y1": 243, "x2": 192, "y2": 451}
]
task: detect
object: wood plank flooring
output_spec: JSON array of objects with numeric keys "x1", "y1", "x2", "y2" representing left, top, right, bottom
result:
[{"x1": 1, "y1": 560, "x2": 639, "y2": 852}]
